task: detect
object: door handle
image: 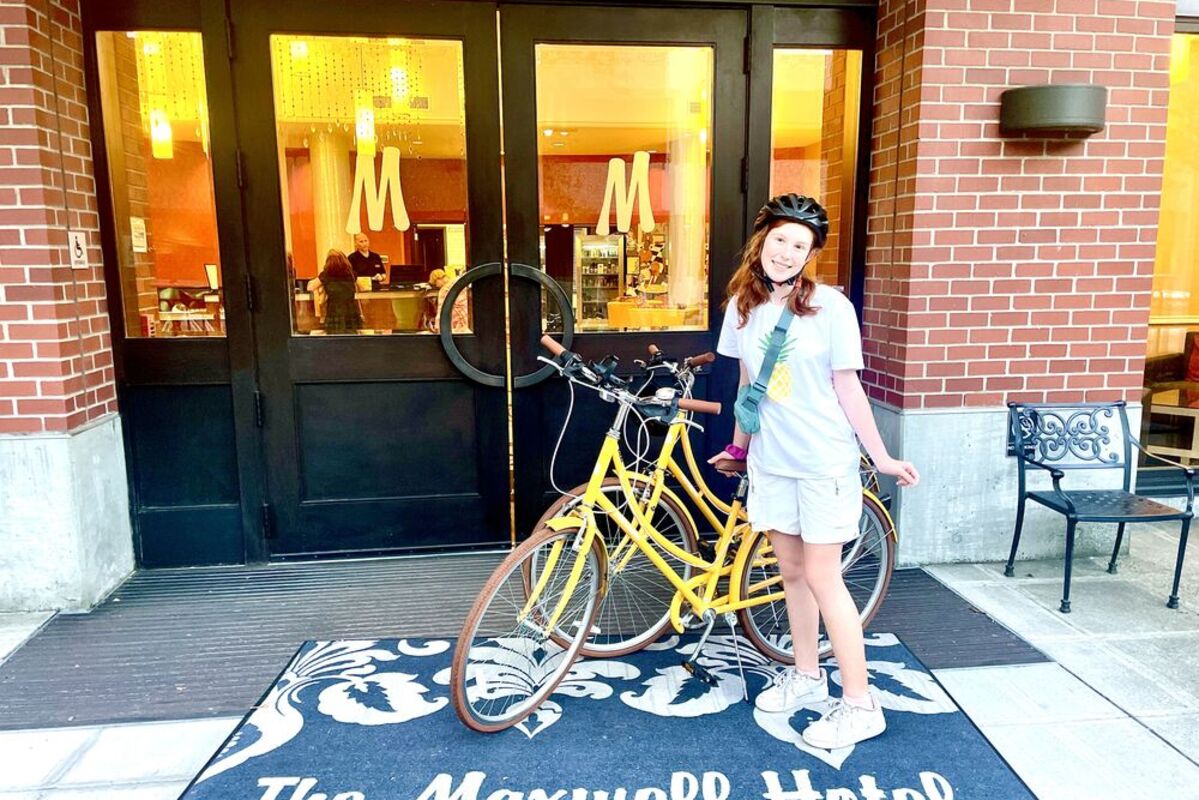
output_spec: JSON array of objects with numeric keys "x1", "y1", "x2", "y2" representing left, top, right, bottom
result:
[{"x1": 438, "y1": 262, "x2": 575, "y2": 388}]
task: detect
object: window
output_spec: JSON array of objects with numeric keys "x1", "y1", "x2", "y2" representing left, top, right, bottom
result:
[
  {"x1": 270, "y1": 35, "x2": 471, "y2": 335},
  {"x1": 1141, "y1": 32, "x2": 1199, "y2": 474},
  {"x1": 770, "y1": 49, "x2": 863, "y2": 291},
  {"x1": 95, "y1": 31, "x2": 223, "y2": 338},
  {"x1": 535, "y1": 44, "x2": 713, "y2": 332}
]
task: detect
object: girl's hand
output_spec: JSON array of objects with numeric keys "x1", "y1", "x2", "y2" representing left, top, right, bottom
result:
[
  {"x1": 876, "y1": 456, "x2": 920, "y2": 488},
  {"x1": 707, "y1": 451, "x2": 742, "y2": 477}
]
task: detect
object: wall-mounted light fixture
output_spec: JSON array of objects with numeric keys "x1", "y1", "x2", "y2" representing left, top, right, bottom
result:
[{"x1": 999, "y1": 84, "x2": 1107, "y2": 136}]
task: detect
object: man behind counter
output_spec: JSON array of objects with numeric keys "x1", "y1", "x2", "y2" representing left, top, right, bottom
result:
[{"x1": 348, "y1": 233, "x2": 386, "y2": 284}]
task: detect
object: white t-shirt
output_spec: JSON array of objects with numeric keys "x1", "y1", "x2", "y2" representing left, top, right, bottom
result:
[{"x1": 716, "y1": 283, "x2": 864, "y2": 478}]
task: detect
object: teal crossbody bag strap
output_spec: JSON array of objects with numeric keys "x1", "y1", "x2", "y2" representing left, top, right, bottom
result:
[{"x1": 736, "y1": 306, "x2": 795, "y2": 426}]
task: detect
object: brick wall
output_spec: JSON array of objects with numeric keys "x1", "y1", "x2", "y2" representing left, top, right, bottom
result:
[
  {"x1": 864, "y1": 0, "x2": 1175, "y2": 410},
  {"x1": 0, "y1": 0, "x2": 113, "y2": 434}
]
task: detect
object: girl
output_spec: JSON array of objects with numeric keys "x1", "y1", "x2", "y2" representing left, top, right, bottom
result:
[{"x1": 708, "y1": 193, "x2": 919, "y2": 749}]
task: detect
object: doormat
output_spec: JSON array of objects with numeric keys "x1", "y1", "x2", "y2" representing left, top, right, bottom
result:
[{"x1": 183, "y1": 634, "x2": 1032, "y2": 800}]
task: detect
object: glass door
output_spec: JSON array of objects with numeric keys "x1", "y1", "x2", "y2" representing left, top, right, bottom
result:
[
  {"x1": 498, "y1": 4, "x2": 750, "y2": 532},
  {"x1": 746, "y1": 5, "x2": 875, "y2": 305},
  {"x1": 85, "y1": 0, "x2": 262, "y2": 568},
  {"x1": 228, "y1": 0, "x2": 510, "y2": 556}
]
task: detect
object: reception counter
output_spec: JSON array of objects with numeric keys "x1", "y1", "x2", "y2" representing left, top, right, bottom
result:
[
  {"x1": 605, "y1": 299, "x2": 700, "y2": 330},
  {"x1": 295, "y1": 288, "x2": 430, "y2": 333}
]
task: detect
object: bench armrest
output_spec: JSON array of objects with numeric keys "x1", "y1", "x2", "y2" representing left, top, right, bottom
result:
[
  {"x1": 1130, "y1": 438, "x2": 1196, "y2": 512},
  {"x1": 1016, "y1": 452, "x2": 1075, "y2": 513},
  {"x1": 1016, "y1": 452, "x2": 1065, "y2": 480}
]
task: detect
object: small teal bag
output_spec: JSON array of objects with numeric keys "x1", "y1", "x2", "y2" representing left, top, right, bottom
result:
[{"x1": 733, "y1": 307, "x2": 795, "y2": 434}]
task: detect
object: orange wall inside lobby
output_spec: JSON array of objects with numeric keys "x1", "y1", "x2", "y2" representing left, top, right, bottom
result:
[
  {"x1": 146, "y1": 140, "x2": 221, "y2": 287},
  {"x1": 287, "y1": 152, "x2": 469, "y2": 279}
]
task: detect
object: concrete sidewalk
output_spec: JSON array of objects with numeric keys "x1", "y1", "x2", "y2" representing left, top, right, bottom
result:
[
  {"x1": 928, "y1": 521, "x2": 1199, "y2": 799},
  {"x1": 0, "y1": 521, "x2": 1195, "y2": 799}
]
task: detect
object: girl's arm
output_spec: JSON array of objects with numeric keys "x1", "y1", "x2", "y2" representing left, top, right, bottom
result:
[
  {"x1": 708, "y1": 361, "x2": 752, "y2": 474},
  {"x1": 832, "y1": 369, "x2": 920, "y2": 487},
  {"x1": 731, "y1": 361, "x2": 752, "y2": 450}
]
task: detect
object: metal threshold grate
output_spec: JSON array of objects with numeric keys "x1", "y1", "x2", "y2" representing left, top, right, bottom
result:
[{"x1": 0, "y1": 558, "x2": 1043, "y2": 729}]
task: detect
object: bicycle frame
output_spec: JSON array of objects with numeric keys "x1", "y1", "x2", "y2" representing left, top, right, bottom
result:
[{"x1": 549, "y1": 404, "x2": 786, "y2": 635}]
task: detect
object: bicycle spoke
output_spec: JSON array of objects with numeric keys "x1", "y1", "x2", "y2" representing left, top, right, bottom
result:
[{"x1": 453, "y1": 527, "x2": 602, "y2": 731}]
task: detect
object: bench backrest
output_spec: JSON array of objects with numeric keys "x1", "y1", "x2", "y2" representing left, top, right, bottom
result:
[{"x1": 1008, "y1": 401, "x2": 1132, "y2": 491}]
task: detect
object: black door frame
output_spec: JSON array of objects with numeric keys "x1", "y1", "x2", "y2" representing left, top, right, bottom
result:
[
  {"x1": 82, "y1": 0, "x2": 264, "y2": 565},
  {"x1": 226, "y1": 0, "x2": 512, "y2": 558},
  {"x1": 746, "y1": 5, "x2": 878, "y2": 314}
]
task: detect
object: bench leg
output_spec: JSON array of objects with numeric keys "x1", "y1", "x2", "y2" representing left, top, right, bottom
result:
[
  {"x1": 1005, "y1": 496, "x2": 1027, "y2": 578},
  {"x1": 1108, "y1": 522, "x2": 1126, "y2": 574},
  {"x1": 1061, "y1": 518, "x2": 1077, "y2": 613},
  {"x1": 1168, "y1": 517, "x2": 1191, "y2": 610}
]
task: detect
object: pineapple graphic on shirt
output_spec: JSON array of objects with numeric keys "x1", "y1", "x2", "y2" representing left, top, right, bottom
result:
[{"x1": 758, "y1": 332, "x2": 794, "y2": 401}]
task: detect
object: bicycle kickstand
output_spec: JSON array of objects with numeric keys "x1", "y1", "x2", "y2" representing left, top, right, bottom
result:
[
  {"x1": 681, "y1": 610, "x2": 720, "y2": 687},
  {"x1": 723, "y1": 612, "x2": 749, "y2": 703}
]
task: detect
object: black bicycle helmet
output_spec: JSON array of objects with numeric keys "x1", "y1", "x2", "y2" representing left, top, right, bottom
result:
[{"x1": 753, "y1": 193, "x2": 829, "y2": 249}]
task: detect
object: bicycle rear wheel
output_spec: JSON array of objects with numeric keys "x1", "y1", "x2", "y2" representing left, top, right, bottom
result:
[
  {"x1": 737, "y1": 492, "x2": 896, "y2": 662},
  {"x1": 451, "y1": 524, "x2": 605, "y2": 733},
  {"x1": 536, "y1": 478, "x2": 699, "y2": 657}
]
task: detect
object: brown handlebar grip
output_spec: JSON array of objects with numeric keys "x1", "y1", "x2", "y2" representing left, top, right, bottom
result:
[
  {"x1": 686, "y1": 352, "x2": 716, "y2": 367},
  {"x1": 678, "y1": 398, "x2": 721, "y2": 415},
  {"x1": 541, "y1": 334, "x2": 566, "y2": 357},
  {"x1": 647, "y1": 344, "x2": 661, "y2": 356}
]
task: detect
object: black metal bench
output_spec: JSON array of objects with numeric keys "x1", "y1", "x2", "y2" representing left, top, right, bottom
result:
[{"x1": 1005, "y1": 401, "x2": 1194, "y2": 612}]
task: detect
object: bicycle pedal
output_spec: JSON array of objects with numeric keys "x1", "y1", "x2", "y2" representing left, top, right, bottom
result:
[{"x1": 681, "y1": 660, "x2": 719, "y2": 687}]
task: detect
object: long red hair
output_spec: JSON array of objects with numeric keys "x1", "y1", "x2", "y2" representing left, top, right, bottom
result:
[
  {"x1": 321, "y1": 249, "x2": 354, "y2": 281},
  {"x1": 722, "y1": 221, "x2": 820, "y2": 327}
]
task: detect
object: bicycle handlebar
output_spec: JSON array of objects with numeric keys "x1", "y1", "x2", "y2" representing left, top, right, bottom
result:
[
  {"x1": 645, "y1": 344, "x2": 716, "y2": 369},
  {"x1": 679, "y1": 398, "x2": 721, "y2": 415},
  {"x1": 541, "y1": 334, "x2": 719, "y2": 415}
]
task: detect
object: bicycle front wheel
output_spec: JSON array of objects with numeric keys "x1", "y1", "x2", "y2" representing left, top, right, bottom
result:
[
  {"x1": 451, "y1": 524, "x2": 605, "y2": 733},
  {"x1": 737, "y1": 492, "x2": 896, "y2": 662},
  {"x1": 536, "y1": 478, "x2": 700, "y2": 657}
]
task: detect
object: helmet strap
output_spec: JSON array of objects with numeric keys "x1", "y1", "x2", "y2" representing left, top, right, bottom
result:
[{"x1": 754, "y1": 266, "x2": 800, "y2": 292}]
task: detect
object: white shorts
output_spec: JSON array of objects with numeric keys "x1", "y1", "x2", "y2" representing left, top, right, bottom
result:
[{"x1": 747, "y1": 466, "x2": 863, "y2": 544}]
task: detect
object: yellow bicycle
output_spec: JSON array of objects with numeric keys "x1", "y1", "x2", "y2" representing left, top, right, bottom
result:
[{"x1": 450, "y1": 337, "x2": 896, "y2": 733}]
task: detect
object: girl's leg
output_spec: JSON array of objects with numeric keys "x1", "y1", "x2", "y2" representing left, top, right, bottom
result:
[
  {"x1": 801, "y1": 540, "x2": 869, "y2": 698},
  {"x1": 767, "y1": 531, "x2": 820, "y2": 675}
]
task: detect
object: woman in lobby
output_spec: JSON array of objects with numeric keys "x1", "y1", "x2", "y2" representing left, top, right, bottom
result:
[
  {"x1": 315, "y1": 250, "x2": 363, "y2": 335},
  {"x1": 708, "y1": 193, "x2": 919, "y2": 749},
  {"x1": 428, "y1": 268, "x2": 471, "y2": 334}
]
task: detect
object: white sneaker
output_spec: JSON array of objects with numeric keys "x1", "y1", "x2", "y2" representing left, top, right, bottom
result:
[
  {"x1": 754, "y1": 667, "x2": 829, "y2": 713},
  {"x1": 801, "y1": 692, "x2": 886, "y2": 749}
]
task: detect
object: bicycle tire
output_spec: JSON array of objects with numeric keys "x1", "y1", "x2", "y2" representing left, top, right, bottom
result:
[
  {"x1": 736, "y1": 492, "x2": 896, "y2": 663},
  {"x1": 451, "y1": 524, "x2": 605, "y2": 733},
  {"x1": 534, "y1": 478, "x2": 700, "y2": 657}
]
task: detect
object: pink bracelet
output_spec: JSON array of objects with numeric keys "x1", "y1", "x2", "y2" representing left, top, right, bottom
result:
[{"x1": 724, "y1": 444, "x2": 748, "y2": 460}]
